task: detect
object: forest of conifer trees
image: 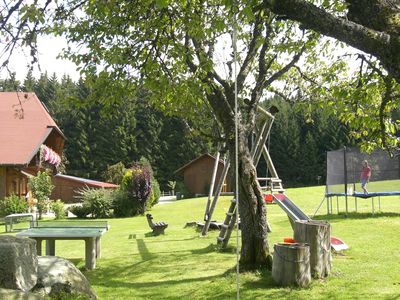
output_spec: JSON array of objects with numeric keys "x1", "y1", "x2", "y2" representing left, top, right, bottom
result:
[{"x1": 1, "y1": 72, "x2": 356, "y2": 189}]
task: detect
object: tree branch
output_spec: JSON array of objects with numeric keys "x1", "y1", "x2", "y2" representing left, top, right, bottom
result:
[
  {"x1": 236, "y1": 13, "x2": 264, "y2": 92},
  {"x1": 379, "y1": 75, "x2": 393, "y2": 149},
  {"x1": 264, "y1": 0, "x2": 400, "y2": 82},
  {"x1": 249, "y1": 18, "x2": 274, "y2": 111},
  {"x1": 265, "y1": 0, "x2": 390, "y2": 53},
  {"x1": 264, "y1": 44, "x2": 305, "y2": 87},
  {"x1": 0, "y1": 0, "x2": 24, "y2": 31}
]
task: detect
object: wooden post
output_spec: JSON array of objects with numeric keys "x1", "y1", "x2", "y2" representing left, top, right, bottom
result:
[
  {"x1": 85, "y1": 238, "x2": 96, "y2": 270},
  {"x1": 204, "y1": 151, "x2": 220, "y2": 221},
  {"x1": 202, "y1": 159, "x2": 230, "y2": 236},
  {"x1": 272, "y1": 243, "x2": 311, "y2": 287},
  {"x1": 294, "y1": 220, "x2": 332, "y2": 278},
  {"x1": 45, "y1": 239, "x2": 56, "y2": 256}
]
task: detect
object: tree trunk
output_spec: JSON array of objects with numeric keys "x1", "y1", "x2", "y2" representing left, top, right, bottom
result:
[
  {"x1": 293, "y1": 220, "x2": 332, "y2": 278},
  {"x1": 272, "y1": 243, "x2": 311, "y2": 287},
  {"x1": 206, "y1": 85, "x2": 272, "y2": 270},
  {"x1": 232, "y1": 122, "x2": 272, "y2": 270}
]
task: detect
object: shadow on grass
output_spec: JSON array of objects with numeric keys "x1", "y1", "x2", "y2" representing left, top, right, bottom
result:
[
  {"x1": 314, "y1": 211, "x2": 400, "y2": 221},
  {"x1": 145, "y1": 236, "x2": 198, "y2": 243},
  {"x1": 67, "y1": 258, "x2": 86, "y2": 270},
  {"x1": 128, "y1": 233, "x2": 198, "y2": 244},
  {"x1": 133, "y1": 239, "x2": 222, "y2": 257},
  {"x1": 136, "y1": 238, "x2": 157, "y2": 261},
  {"x1": 86, "y1": 255, "x2": 289, "y2": 300},
  {"x1": 190, "y1": 243, "x2": 218, "y2": 254},
  {"x1": 129, "y1": 237, "x2": 221, "y2": 266},
  {"x1": 84, "y1": 235, "x2": 242, "y2": 299},
  {"x1": 245, "y1": 270, "x2": 400, "y2": 299},
  {"x1": 85, "y1": 255, "x2": 237, "y2": 299},
  {"x1": 144, "y1": 231, "x2": 157, "y2": 237},
  {"x1": 240, "y1": 268, "x2": 285, "y2": 294}
]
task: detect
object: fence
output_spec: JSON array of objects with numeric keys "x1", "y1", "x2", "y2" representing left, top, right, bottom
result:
[{"x1": 161, "y1": 191, "x2": 174, "y2": 197}]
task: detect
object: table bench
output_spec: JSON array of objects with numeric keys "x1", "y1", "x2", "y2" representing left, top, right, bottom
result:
[
  {"x1": 4, "y1": 213, "x2": 36, "y2": 232},
  {"x1": 16, "y1": 221, "x2": 109, "y2": 269}
]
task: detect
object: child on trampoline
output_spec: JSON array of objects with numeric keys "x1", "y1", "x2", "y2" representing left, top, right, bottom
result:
[{"x1": 361, "y1": 160, "x2": 372, "y2": 194}]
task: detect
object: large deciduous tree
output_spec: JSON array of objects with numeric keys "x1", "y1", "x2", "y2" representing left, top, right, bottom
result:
[
  {"x1": 265, "y1": 0, "x2": 400, "y2": 151},
  {"x1": 51, "y1": 1, "x2": 317, "y2": 269}
]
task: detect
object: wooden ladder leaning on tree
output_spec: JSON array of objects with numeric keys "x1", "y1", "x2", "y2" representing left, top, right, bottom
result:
[{"x1": 202, "y1": 105, "x2": 284, "y2": 248}]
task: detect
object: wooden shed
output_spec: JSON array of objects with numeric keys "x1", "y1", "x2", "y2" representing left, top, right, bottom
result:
[
  {"x1": 175, "y1": 154, "x2": 232, "y2": 195},
  {"x1": 51, "y1": 174, "x2": 118, "y2": 203}
]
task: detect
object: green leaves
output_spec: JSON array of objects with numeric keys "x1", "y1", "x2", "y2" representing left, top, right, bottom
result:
[
  {"x1": 3, "y1": 0, "x2": 397, "y2": 156},
  {"x1": 155, "y1": 0, "x2": 169, "y2": 9},
  {"x1": 240, "y1": 5, "x2": 255, "y2": 21}
]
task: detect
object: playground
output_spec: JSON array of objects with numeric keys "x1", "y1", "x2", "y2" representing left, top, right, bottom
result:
[
  {"x1": 2, "y1": 184, "x2": 400, "y2": 299},
  {"x1": 1, "y1": 0, "x2": 400, "y2": 297}
]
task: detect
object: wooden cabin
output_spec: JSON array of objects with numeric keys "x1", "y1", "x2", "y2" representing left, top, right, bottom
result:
[
  {"x1": 0, "y1": 92, "x2": 117, "y2": 203},
  {"x1": 0, "y1": 92, "x2": 64, "y2": 199},
  {"x1": 175, "y1": 154, "x2": 232, "y2": 195}
]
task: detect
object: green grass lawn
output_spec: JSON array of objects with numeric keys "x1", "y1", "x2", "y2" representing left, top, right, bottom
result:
[{"x1": 2, "y1": 185, "x2": 400, "y2": 299}]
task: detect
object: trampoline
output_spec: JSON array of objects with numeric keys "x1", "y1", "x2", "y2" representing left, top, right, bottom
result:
[
  {"x1": 319, "y1": 147, "x2": 400, "y2": 216},
  {"x1": 353, "y1": 191, "x2": 400, "y2": 198},
  {"x1": 325, "y1": 191, "x2": 400, "y2": 215}
]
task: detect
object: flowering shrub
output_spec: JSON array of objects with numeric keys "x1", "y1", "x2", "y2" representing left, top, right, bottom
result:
[
  {"x1": 113, "y1": 160, "x2": 154, "y2": 216},
  {"x1": 131, "y1": 163, "x2": 151, "y2": 212}
]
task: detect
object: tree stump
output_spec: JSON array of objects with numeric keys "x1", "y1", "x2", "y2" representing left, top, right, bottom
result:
[
  {"x1": 294, "y1": 220, "x2": 332, "y2": 278},
  {"x1": 272, "y1": 243, "x2": 311, "y2": 287}
]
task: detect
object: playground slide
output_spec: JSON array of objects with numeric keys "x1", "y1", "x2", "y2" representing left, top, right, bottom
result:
[
  {"x1": 272, "y1": 193, "x2": 310, "y2": 221},
  {"x1": 272, "y1": 193, "x2": 349, "y2": 251}
]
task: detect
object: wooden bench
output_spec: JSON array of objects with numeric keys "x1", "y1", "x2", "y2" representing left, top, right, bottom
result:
[{"x1": 146, "y1": 214, "x2": 168, "y2": 235}]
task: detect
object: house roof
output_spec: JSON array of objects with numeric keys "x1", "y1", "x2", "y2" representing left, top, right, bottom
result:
[
  {"x1": 54, "y1": 174, "x2": 119, "y2": 188},
  {"x1": 175, "y1": 153, "x2": 225, "y2": 175},
  {"x1": 0, "y1": 92, "x2": 65, "y2": 166}
]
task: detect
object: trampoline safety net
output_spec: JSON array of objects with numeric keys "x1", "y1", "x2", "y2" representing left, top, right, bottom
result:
[{"x1": 326, "y1": 147, "x2": 400, "y2": 195}]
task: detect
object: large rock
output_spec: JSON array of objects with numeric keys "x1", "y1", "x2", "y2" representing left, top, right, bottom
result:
[
  {"x1": 34, "y1": 256, "x2": 97, "y2": 299},
  {"x1": 0, "y1": 236, "x2": 38, "y2": 291}
]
